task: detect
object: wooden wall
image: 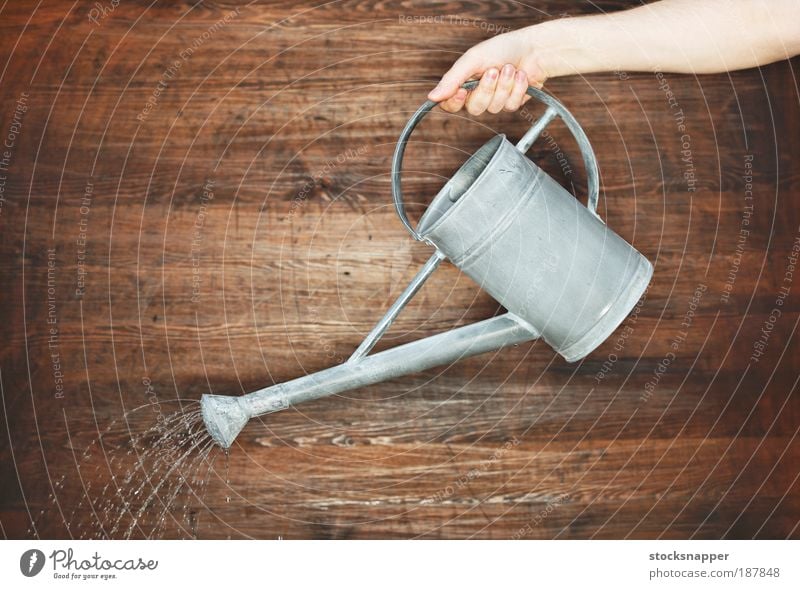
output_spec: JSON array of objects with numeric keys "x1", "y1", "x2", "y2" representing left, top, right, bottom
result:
[{"x1": 0, "y1": 0, "x2": 798, "y2": 539}]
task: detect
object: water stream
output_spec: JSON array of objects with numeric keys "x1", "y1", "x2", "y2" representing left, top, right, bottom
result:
[{"x1": 32, "y1": 404, "x2": 226, "y2": 539}]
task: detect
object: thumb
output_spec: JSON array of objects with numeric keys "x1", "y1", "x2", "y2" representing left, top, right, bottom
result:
[{"x1": 428, "y1": 52, "x2": 483, "y2": 101}]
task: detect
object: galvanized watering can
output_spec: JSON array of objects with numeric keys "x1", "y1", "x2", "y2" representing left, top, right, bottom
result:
[{"x1": 201, "y1": 82, "x2": 653, "y2": 448}]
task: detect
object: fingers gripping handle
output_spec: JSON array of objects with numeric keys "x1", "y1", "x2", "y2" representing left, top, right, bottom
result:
[{"x1": 391, "y1": 80, "x2": 602, "y2": 241}]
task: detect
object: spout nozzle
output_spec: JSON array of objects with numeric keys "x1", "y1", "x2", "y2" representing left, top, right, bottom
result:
[{"x1": 201, "y1": 394, "x2": 249, "y2": 449}]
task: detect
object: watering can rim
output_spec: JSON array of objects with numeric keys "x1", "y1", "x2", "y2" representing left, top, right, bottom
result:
[
  {"x1": 416, "y1": 133, "x2": 508, "y2": 238},
  {"x1": 553, "y1": 255, "x2": 653, "y2": 361}
]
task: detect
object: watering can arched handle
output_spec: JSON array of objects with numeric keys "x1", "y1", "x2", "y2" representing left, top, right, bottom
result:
[{"x1": 392, "y1": 80, "x2": 602, "y2": 241}]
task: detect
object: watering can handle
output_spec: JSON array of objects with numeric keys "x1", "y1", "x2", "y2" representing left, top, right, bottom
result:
[{"x1": 392, "y1": 80, "x2": 602, "y2": 241}]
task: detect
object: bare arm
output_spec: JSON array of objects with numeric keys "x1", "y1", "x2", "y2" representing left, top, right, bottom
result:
[{"x1": 429, "y1": 0, "x2": 800, "y2": 115}]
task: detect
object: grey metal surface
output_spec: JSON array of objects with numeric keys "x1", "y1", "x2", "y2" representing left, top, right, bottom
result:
[
  {"x1": 201, "y1": 314, "x2": 538, "y2": 448},
  {"x1": 201, "y1": 394, "x2": 249, "y2": 450},
  {"x1": 516, "y1": 106, "x2": 558, "y2": 152},
  {"x1": 392, "y1": 80, "x2": 602, "y2": 242},
  {"x1": 201, "y1": 84, "x2": 652, "y2": 448},
  {"x1": 417, "y1": 134, "x2": 652, "y2": 362}
]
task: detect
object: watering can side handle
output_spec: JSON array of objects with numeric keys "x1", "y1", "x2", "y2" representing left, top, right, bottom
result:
[
  {"x1": 391, "y1": 97, "x2": 440, "y2": 241},
  {"x1": 515, "y1": 85, "x2": 602, "y2": 220},
  {"x1": 391, "y1": 81, "x2": 603, "y2": 241}
]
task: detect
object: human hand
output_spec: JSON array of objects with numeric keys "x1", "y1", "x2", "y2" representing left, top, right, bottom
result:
[{"x1": 427, "y1": 29, "x2": 547, "y2": 115}]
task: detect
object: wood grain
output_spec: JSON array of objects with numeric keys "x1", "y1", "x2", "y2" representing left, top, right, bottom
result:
[{"x1": 0, "y1": 0, "x2": 798, "y2": 539}]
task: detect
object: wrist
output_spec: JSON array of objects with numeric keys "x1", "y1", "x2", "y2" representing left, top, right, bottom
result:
[{"x1": 525, "y1": 17, "x2": 597, "y2": 80}]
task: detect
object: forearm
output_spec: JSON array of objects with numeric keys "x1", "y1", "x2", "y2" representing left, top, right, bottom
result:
[
  {"x1": 531, "y1": 0, "x2": 800, "y2": 77},
  {"x1": 429, "y1": 0, "x2": 800, "y2": 114}
]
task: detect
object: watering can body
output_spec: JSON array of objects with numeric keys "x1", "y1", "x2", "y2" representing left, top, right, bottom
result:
[
  {"x1": 201, "y1": 83, "x2": 653, "y2": 448},
  {"x1": 416, "y1": 134, "x2": 652, "y2": 362}
]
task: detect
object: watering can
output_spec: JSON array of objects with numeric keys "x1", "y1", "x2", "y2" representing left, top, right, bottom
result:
[{"x1": 201, "y1": 81, "x2": 653, "y2": 448}]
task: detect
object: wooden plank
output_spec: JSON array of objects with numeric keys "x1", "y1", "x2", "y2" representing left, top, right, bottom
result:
[{"x1": 1, "y1": 0, "x2": 798, "y2": 539}]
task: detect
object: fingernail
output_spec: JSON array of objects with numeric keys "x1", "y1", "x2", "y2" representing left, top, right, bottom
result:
[
  {"x1": 486, "y1": 68, "x2": 498, "y2": 81},
  {"x1": 502, "y1": 64, "x2": 513, "y2": 78},
  {"x1": 516, "y1": 71, "x2": 527, "y2": 83}
]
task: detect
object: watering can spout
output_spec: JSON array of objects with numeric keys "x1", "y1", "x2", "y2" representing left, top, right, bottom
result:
[
  {"x1": 201, "y1": 312, "x2": 539, "y2": 448},
  {"x1": 201, "y1": 394, "x2": 249, "y2": 449}
]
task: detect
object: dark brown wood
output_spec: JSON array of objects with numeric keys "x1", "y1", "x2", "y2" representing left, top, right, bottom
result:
[{"x1": 0, "y1": 0, "x2": 798, "y2": 539}]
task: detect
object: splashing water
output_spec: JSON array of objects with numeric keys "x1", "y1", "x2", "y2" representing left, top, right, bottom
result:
[{"x1": 32, "y1": 404, "x2": 227, "y2": 539}]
